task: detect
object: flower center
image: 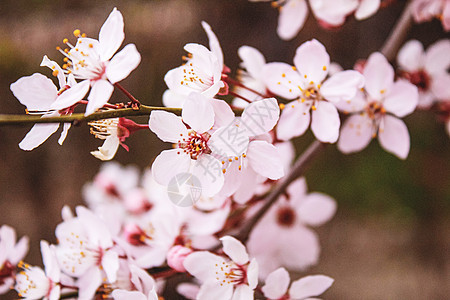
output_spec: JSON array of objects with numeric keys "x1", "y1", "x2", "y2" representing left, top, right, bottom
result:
[
  {"x1": 123, "y1": 223, "x2": 154, "y2": 246},
  {"x1": 0, "y1": 261, "x2": 14, "y2": 285},
  {"x1": 276, "y1": 206, "x2": 297, "y2": 227},
  {"x1": 89, "y1": 118, "x2": 119, "y2": 140},
  {"x1": 401, "y1": 70, "x2": 430, "y2": 91},
  {"x1": 177, "y1": 131, "x2": 211, "y2": 160},
  {"x1": 366, "y1": 101, "x2": 386, "y2": 120},
  {"x1": 179, "y1": 54, "x2": 214, "y2": 91},
  {"x1": 214, "y1": 261, "x2": 247, "y2": 286}
]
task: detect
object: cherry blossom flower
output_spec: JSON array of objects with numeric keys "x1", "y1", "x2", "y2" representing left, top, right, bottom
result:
[
  {"x1": 111, "y1": 264, "x2": 158, "y2": 300},
  {"x1": 337, "y1": 52, "x2": 419, "y2": 159},
  {"x1": 51, "y1": 7, "x2": 141, "y2": 115},
  {"x1": 263, "y1": 39, "x2": 364, "y2": 143},
  {"x1": 15, "y1": 241, "x2": 61, "y2": 300},
  {"x1": 261, "y1": 267, "x2": 334, "y2": 300},
  {"x1": 10, "y1": 57, "x2": 89, "y2": 150},
  {"x1": 412, "y1": 0, "x2": 450, "y2": 31},
  {"x1": 54, "y1": 206, "x2": 120, "y2": 299},
  {"x1": 247, "y1": 178, "x2": 336, "y2": 278},
  {"x1": 183, "y1": 236, "x2": 258, "y2": 300},
  {"x1": 0, "y1": 225, "x2": 29, "y2": 294},
  {"x1": 397, "y1": 39, "x2": 450, "y2": 108},
  {"x1": 149, "y1": 93, "x2": 224, "y2": 197},
  {"x1": 163, "y1": 21, "x2": 225, "y2": 107}
]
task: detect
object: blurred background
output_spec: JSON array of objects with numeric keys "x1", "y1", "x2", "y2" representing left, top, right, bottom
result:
[{"x1": 0, "y1": 0, "x2": 449, "y2": 299}]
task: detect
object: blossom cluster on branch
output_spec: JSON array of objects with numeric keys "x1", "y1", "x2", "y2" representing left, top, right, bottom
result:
[{"x1": 0, "y1": 1, "x2": 449, "y2": 299}]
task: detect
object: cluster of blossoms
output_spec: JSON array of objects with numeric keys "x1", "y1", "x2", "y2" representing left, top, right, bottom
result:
[{"x1": 2, "y1": 1, "x2": 450, "y2": 299}]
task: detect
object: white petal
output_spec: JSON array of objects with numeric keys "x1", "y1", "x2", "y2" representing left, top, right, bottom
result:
[
  {"x1": 40, "y1": 55, "x2": 66, "y2": 88},
  {"x1": 321, "y1": 70, "x2": 365, "y2": 103},
  {"x1": 197, "y1": 281, "x2": 233, "y2": 300},
  {"x1": 289, "y1": 275, "x2": 334, "y2": 299},
  {"x1": 51, "y1": 79, "x2": 90, "y2": 110},
  {"x1": 363, "y1": 52, "x2": 394, "y2": 100},
  {"x1": 337, "y1": 114, "x2": 373, "y2": 154},
  {"x1": 247, "y1": 140, "x2": 284, "y2": 180},
  {"x1": 211, "y1": 99, "x2": 235, "y2": 128},
  {"x1": 149, "y1": 110, "x2": 188, "y2": 143},
  {"x1": 106, "y1": 44, "x2": 141, "y2": 84},
  {"x1": 431, "y1": 73, "x2": 450, "y2": 100},
  {"x1": 162, "y1": 89, "x2": 187, "y2": 108},
  {"x1": 310, "y1": 101, "x2": 340, "y2": 143},
  {"x1": 241, "y1": 98, "x2": 280, "y2": 137},
  {"x1": 99, "y1": 7, "x2": 124, "y2": 61},
  {"x1": 151, "y1": 149, "x2": 191, "y2": 185},
  {"x1": 276, "y1": 101, "x2": 311, "y2": 141},
  {"x1": 277, "y1": 0, "x2": 309, "y2": 40},
  {"x1": 298, "y1": 192, "x2": 337, "y2": 226},
  {"x1": 10, "y1": 236, "x2": 29, "y2": 265},
  {"x1": 208, "y1": 121, "x2": 250, "y2": 157},
  {"x1": 176, "y1": 283, "x2": 200, "y2": 300},
  {"x1": 85, "y1": 79, "x2": 114, "y2": 116},
  {"x1": 102, "y1": 250, "x2": 119, "y2": 283},
  {"x1": 246, "y1": 258, "x2": 259, "y2": 289},
  {"x1": 378, "y1": 115, "x2": 410, "y2": 159},
  {"x1": 112, "y1": 290, "x2": 147, "y2": 300},
  {"x1": 40, "y1": 241, "x2": 59, "y2": 282},
  {"x1": 182, "y1": 93, "x2": 215, "y2": 133},
  {"x1": 294, "y1": 39, "x2": 330, "y2": 85},
  {"x1": 90, "y1": 135, "x2": 120, "y2": 161},
  {"x1": 183, "y1": 251, "x2": 225, "y2": 282},
  {"x1": 202, "y1": 21, "x2": 224, "y2": 70},
  {"x1": 191, "y1": 154, "x2": 225, "y2": 197},
  {"x1": 263, "y1": 62, "x2": 303, "y2": 99},
  {"x1": 396, "y1": 40, "x2": 424, "y2": 72},
  {"x1": 231, "y1": 284, "x2": 254, "y2": 300},
  {"x1": 58, "y1": 123, "x2": 71, "y2": 145},
  {"x1": 238, "y1": 46, "x2": 266, "y2": 80},
  {"x1": 220, "y1": 236, "x2": 249, "y2": 265},
  {"x1": 19, "y1": 122, "x2": 60, "y2": 151},
  {"x1": 10, "y1": 73, "x2": 57, "y2": 110},
  {"x1": 334, "y1": 91, "x2": 367, "y2": 113},
  {"x1": 424, "y1": 39, "x2": 450, "y2": 75},
  {"x1": 261, "y1": 267, "x2": 290, "y2": 299},
  {"x1": 77, "y1": 267, "x2": 102, "y2": 300},
  {"x1": 355, "y1": 0, "x2": 380, "y2": 20},
  {"x1": 383, "y1": 80, "x2": 418, "y2": 117}
]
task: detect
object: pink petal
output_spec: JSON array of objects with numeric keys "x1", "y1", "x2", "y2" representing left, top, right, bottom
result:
[
  {"x1": 277, "y1": 0, "x2": 309, "y2": 40},
  {"x1": 211, "y1": 99, "x2": 235, "y2": 128},
  {"x1": 298, "y1": 192, "x2": 337, "y2": 227},
  {"x1": 102, "y1": 250, "x2": 119, "y2": 283},
  {"x1": 149, "y1": 111, "x2": 188, "y2": 143},
  {"x1": 246, "y1": 258, "x2": 259, "y2": 289},
  {"x1": 106, "y1": 44, "x2": 141, "y2": 84},
  {"x1": 197, "y1": 281, "x2": 233, "y2": 300},
  {"x1": 276, "y1": 100, "x2": 311, "y2": 141},
  {"x1": 183, "y1": 251, "x2": 225, "y2": 282},
  {"x1": 363, "y1": 52, "x2": 394, "y2": 100},
  {"x1": 19, "y1": 122, "x2": 60, "y2": 151},
  {"x1": 424, "y1": 39, "x2": 450, "y2": 75},
  {"x1": 337, "y1": 114, "x2": 373, "y2": 154},
  {"x1": 77, "y1": 267, "x2": 102, "y2": 300},
  {"x1": 40, "y1": 55, "x2": 66, "y2": 88},
  {"x1": 334, "y1": 91, "x2": 367, "y2": 113},
  {"x1": 182, "y1": 93, "x2": 215, "y2": 133},
  {"x1": 176, "y1": 283, "x2": 200, "y2": 300},
  {"x1": 289, "y1": 275, "x2": 334, "y2": 299},
  {"x1": 241, "y1": 98, "x2": 280, "y2": 137},
  {"x1": 51, "y1": 79, "x2": 90, "y2": 110},
  {"x1": 320, "y1": 70, "x2": 365, "y2": 103},
  {"x1": 355, "y1": 0, "x2": 380, "y2": 19},
  {"x1": 263, "y1": 62, "x2": 303, "y2": 99},
  {"x1": 162, "y1": 89, "x2": 187, "y2": 108},
  {"x1": 191, "y1": 154, "x2": 225, "y2": 197},
  {"x1": 151, "y1": 149, "x2": 191, "y2": 185},
  {"x1": 431, "y1": 73, "x2": 450, "y2": 100},
  {"x1": 378, "y1": 115, "x2": 410, "y2": 159},
  {"x1": 220, "y1": 236, "x2": 249, "y2": 265},
  {"x1": 261, "y1": 267, "x2": 290, "y2": 299},
  {"x1": 383, "y1": 80, "x2": 418, "y2": 117},
  {"x1": 90, "y1": 135, "x2": 120, "y2": 161},
  {"x1": 112, "y1": 290, "x2": 147, "y2": 300},
  {"x1": 40, "y1": 241, "x2": 59, "y2": 282},
  {"x1": 58, "y1": 123, "x2": 72, "y2": 145},
  {"x1": 10, "y1": 236, "x2": 29, "y2": 265},
  {"x1": 10, "y1": 73, "x2": 57, "y2": 110},
  {"x1": 310, "y1": 101, "x2": 340, "y2": 143},
  {"x1": 294, "y1": 39, "x2": 330, "y2": 85},
  {"x1": 208, "y1": 121, "x2": 249, "y2": 157},
  {"x1": 396, "y1": 40, "x2": 424, "y2": 72},
  {"x1": 247, "y1": 140, "x2": 285, "y2": 180},
  {"x1": 201, "y1": 21, "x2": 223, "y2": 70},
  {"x1": 85, "y1": 79, "x2": 114, "y2": 116},
  {"x1": 231, "y1": 284, "x2": 254, "y2": 300},
  {"x1": 238, "y1": 46, "x2": 266, "y2": 79},
  {"x1": 98, "y1": 7, "x2": 124, "y2": 61},
  {"x1": 310, "y1": 0, "x2": 358, "y2": 25}
]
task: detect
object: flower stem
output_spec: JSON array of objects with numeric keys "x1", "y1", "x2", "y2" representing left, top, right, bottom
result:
[
  {"x1": 114, "y1": 82, "x2": 141, "y2": 106},
  {"x1": 222, "y1": 75, "x2": 268, "y2": 99}
]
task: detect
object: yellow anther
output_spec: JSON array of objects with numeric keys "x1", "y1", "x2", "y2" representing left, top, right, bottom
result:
[
  {"x1": 277, "y1": 82, "x2": 281, "y2": 85},
  {"x1": 317, "y1": 83, "x2": 321, "y2": 89},
  {"x1": 238, "y1": 165, "x2": 242, "y2": 171},
  {"x1": 63, "y1": 57, "x2": 69, "y2": 62},
  {"x1": 89, "y1": 43, "x2": 93, "y2": 48},
  {"x1": 323, "y1": 66, "x2": 327, "y2": 71},
  {"x1": 380, "y1": 89, "x2": 385, "y2": 94},
  {"x1": 305, "y1": 91, "x2": 311, "y2": 97},
  {"x1": 312, "y1": 105, "x2": 317, "y2": 111},
  {"x1": 73, "y1": 29, "x2": 81, "y2": 37},
  {"x1": 63, "y1": 38, "x2": 69, "y2": 44},
  {"x1": 64, "y1": 48, "x2": 69, "y2": 53},
  {"x1": 309, "y1": 81, "x2": 314, "y2": 85},
  {"x1": 292, "y1": 66, "x2": 297, "y2": 71},
  {"x1": 301, "y1": 98, "x2": 305, "y2": 102},
  {"x1": 281, "y1": 73, "x2": 286, "y2": 78},
  {"x1": 304, "y1": 74, "x2": 307, "y2": 78},
  {"x1": 279, "y1": 103, "x2": 285, "y2": 110},
  {"x1": 81, "y1": 33, "x2": 87, "y2": 38},
  {"x1": 222, "y1": 169, "x2": 226, "y2": 174},
  {"x1": 52, "y1": 70, "x2": 59, "y2": 77},
  {"x1": 56, "y1": 46, "x2": 61, "y2": 50},
  {"x1": 242, "y1": 154, "x2": 246, "y2": 158}
]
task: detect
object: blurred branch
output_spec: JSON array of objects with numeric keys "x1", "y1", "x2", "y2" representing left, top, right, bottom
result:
[{"x1": 380, "y1": 0, "x2": 414, "y2": 61}]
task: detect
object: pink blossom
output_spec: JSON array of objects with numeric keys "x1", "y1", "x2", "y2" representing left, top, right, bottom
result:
[
  {"x1": 166, "y1": 245, "x2": 193, "y2": 272},
  {"x1": 412, "y1": 0, "x2": 450, "y2": 31}
]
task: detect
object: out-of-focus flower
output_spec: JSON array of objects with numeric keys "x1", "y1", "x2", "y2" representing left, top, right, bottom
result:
[
  {"x1": 247, "y1": 178, "x2": 336, "y2": 278},
  {"x1": 183, "y1": 236, "x2": 258, "y2": 300},
  {"x1": 337, "y1": 52, "x2": 419, "y2": 159},
  {"x1": 51, "y1": 7, "x2": 141, "y2": 115},
  {"x1": 111, "y1": 264, "x2": 158, "y2": 300},
  {"x1": 397, "y1": 39, "x2": 450, "y2": 108},
  {"x1": 166, "y1": 245, "x2": 193, "y2": 272},
  {"x1": 0, "y1": 225, "x2": 29, "y2": 294},
  {"x1": 263, "y1": 39, "x2": 364, "y2": 143},
  {"x1": 262, "y1": 267, "x2": 334, "y2": 300},
  {"x1": 412, "y1": 0, "x2": 450, "y2": 31}
]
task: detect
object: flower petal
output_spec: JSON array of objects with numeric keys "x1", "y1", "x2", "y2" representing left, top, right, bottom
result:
[
  {"x1": 261, "y1": 267, "x2": 290, "y2": 299},
  {"x1": 431, "y1": 73, "x2": 450, "y2": 100},
  {"x1": 363, "y1": 52, "x2": 394, "y2": 100},
  {"x1": 383, "y1": 80, "x2": 418, "y2": 117},
  {"x1": 11, "y1": 73, "x2": 57, "y2": 110},
  {"x1": 378, "y1": 115, "x2": 410, "y2": 159},
  {"x1": 355, "y1": 0, "x2": 380, "y2": 20},
  {"x1": 201, "y1": 21, "x2": 224, "y2": 70},
  {"x1": 247, "y1": 140, "x2": 284, "y2": 180},
  {"x1": 238, "y1": 46, "x2": 266, "y2": 80},
  {"x1": 334, "y1": 91, "x2": 367, "y2": 113},
  {"x1": 310, "y1": 101, "x2": 340, "y2": 143},
  {"x1": 337, "y1": 114, "x2": 373, "y2": 154},
  {"x1": 99, "y1": 7, "x2": 124, "y2": 61},
  {"x1": 149, "y1": 110, "x2": 188, "y2": 143},
  {"x1": 277, "y1": 0, "x2": 309, "y2": 40},
  {"x1": 208, "y1": 120, "x2": 250, "y2": 157},
  {"x1": 424, "y1": 39, "x2": 450, "y2": 75},
  {"x1": 298, "y1": 192, "x2": 337, "y2": 227},
  {"x1": 19, "y1": 122, "x2": 60, "y2": 151},
  {"x1": 58, "y1": 123, "x2": 72, "y2": 145},
  {"x1": 211, "y1": 99, "x2": 235, "y2": 128},
  {"x1": 182, "y1": 93, "x2": 215, "y2": 133},
  {"x1": 106, "y1": 44, "x2": 141, "y2": 84},
  {"x1": 320, "y1": 70, "x2": 365, "y2": 103},
  {"x1": 77, "y1": 267, "x2": 102, "y2": 300},
  {"x1": 40, "y1": 55, "x2": 66, "y2": 88},
  {"x1": 396, "y1": 40, "x2": 424, "y2": 72},
  {"x1": 197, "y1": 281, "x2": 233, "y2": 300},
  {"x1": 162, "y1": 89, "x2": 187, "y2": 108},
  {"x1": 183, "y1": 251, "x2": 225, "y2": 282},
  {"x1": 191, "y1": 154, "x2": 225, "y2": 197},
  {"x1": 220, "y1": 236, "x2": 249, "y2": 265},
  {"x1": 51, "y1": 79, "x2": 90, "y2": 110},
  {"x1": 289, "y1": 275, "x2": 334, "y2": 299},
  {"x1": 263, "y1": 62, "x2": 303, "y2": 99},
  {"x1": 152, "y1": 149, "x2": 191, "y2": 185},
  {"x1": 276, "y1": 101, "x2": 311, "y2": 141},
  {"x1": 294, "y1": 39, "x2": 330, "y2": 85},
  {"x1": 231, "y1": 284, "x2": 254, "y2": 300},
  {"x1": 90, "y1": 135, "x2": 120, "y2": 161},
  {"x1": 241, "y1": 98, "x2": 280, "y2": 136},
  {"x1": 102, "y1": 250, "x2": 119, "y2": 283},
  {"x1": 85, "y1": 79, "x2": 114, "y2": 116}
]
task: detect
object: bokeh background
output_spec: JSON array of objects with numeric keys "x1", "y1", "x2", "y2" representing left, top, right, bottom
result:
[{"x1": 0, "y1": 0, "x2": 449, "y2": 299}]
